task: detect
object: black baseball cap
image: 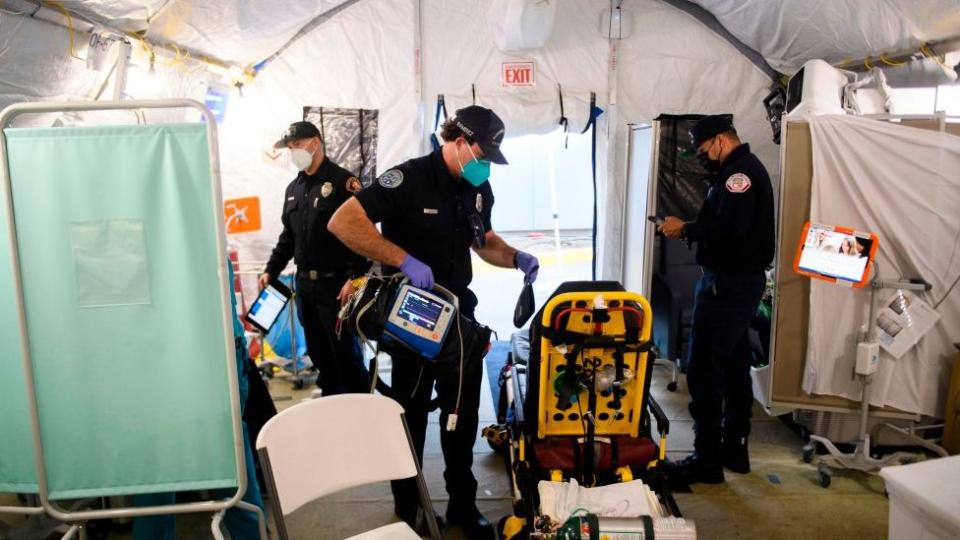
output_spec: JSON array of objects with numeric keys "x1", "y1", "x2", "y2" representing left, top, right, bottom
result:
[
  {"x1": 689, "y1": 114, "x2": 734, "y2": 149},
  {"x1": 273, "y1": 121, "x2": 321, "y2": 149},
  {"x1": 452, "y1": 106, "x2": 508, "y2": 165}
]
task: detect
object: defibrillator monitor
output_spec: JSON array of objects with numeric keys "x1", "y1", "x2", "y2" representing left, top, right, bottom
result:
[
  {"x1": 383, "y1": 284, "x2": 456, "y2": 360},
  {"x1": 793, "y1": 222, "x2": 879, "y2": 288},
  {"x1": 245, "y1": 279, "x2": 292, "y2": 333}
]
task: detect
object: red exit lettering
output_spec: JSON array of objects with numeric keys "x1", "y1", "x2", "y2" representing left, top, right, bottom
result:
[{"x1": 502, "y1": 62, "x2": 535, "y2": 87}]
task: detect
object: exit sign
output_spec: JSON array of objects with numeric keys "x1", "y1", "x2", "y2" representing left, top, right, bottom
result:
[{"x1": 502, "y1": 62, "x2": 535, "y2": 87}]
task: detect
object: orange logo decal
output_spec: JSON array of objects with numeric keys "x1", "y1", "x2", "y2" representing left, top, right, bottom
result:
[{"x1": 225, "y1": 197, "x2": 262, "y2": 234}]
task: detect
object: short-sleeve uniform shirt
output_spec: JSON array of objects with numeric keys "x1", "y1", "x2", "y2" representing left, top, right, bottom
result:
[{"x1": 355, "y1": 149, "x2": 494, "y2": 315}]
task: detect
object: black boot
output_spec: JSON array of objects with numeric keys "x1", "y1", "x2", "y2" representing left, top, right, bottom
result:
[
  {"x1": 664, "y1": 453, "x2": 725, "y2": 485},
  {"x1": 723, "y1": 435, "x2": 750, "y2": 474},
  {"x1": 446, "y1": 505, "x2": 495, "y2": 540}
]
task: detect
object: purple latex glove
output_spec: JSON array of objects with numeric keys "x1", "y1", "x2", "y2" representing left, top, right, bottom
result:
[
  {"x1": 515, "y1": 251, "x2": 540, "y2": 283},
  {"x1": 400, "y1": 254, "x2": 435, "y2": 290}
]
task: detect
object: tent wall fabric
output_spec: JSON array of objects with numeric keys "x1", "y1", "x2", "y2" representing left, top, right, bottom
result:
[
  {"x1": 608, "y1": 0, "x2": 777, "y2": 279},
  {"x1": 56, "y1": 1, "x2": 166, "y2": 33},
  {"x1": 210, "y1": 0, "x2": 416, "y2": 275},
  {"x1": 2, "y1": 0, "x2": 955, "y2": 284},
  {"x1": 0, "y1": 14, "x2": 102, "y2": 113},
  {"x1": 145, "y1": 0, "x2": 353, "y2": 66},
  {"x1": 133, "y1": 0, "x2": 779, "y2": 285},
  {"x1": 803, "y1": 115, "x2": 960, "y2": 417},
  {"x1": 691, "y1": 0, "x2": 960, "y2": 74}
]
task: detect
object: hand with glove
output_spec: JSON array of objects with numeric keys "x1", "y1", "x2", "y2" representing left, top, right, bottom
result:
[
  {"x1": 514, "y1": 251, "x2": 540, "y2": 283},
  {"x1": 400, "y1": 254, "x2": 435, "y2": 290}
]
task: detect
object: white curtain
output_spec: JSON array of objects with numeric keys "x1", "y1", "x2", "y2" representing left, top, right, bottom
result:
[{"x1": 803, "y1": 114, "x2": 960, "y2": 416}]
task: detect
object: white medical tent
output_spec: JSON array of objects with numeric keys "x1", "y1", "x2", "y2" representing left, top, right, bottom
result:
[
  {"x1": 1, "y1": 0, "x2": 956, "y2": 279},
  {"x1": 3, "y1": 1, "x2": 960, "y2": 538}
]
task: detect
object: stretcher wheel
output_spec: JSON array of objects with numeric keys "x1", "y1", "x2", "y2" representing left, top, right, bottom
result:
[
  {"x1": 666, "y1": 381, "x2": 678, "y2": 392},
  {"x1": 817, "y1": 464, "x2": 832, "y2": 488},
  {"x1": 818, "y1": 471, "x2": 831, "y2": 488},
  {"x1": 802, "y1": 444, "x2": 815, "y2": 464},
  {"x1": 487, "y1": 438, "x2": 509, "y2": 454}
]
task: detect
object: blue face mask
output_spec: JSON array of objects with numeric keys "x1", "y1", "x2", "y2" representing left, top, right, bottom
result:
[{"x1": 459, "y1": 142, "x2": 491, "y2": 187}]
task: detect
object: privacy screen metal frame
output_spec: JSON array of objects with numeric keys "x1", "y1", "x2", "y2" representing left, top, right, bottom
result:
[{"x1": 0, "y1": 99, "x2": 264, "y2": 536}]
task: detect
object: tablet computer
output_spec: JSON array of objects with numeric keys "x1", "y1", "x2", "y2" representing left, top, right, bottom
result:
[
  {"x1": 245, "y1": 278, "x2": 293, "y2": 333},
  {"x1": 793, "y1": 221, "x2": 879, "y2": 288}
]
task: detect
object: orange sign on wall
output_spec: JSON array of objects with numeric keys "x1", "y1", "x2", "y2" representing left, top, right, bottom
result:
[{"x1": 225, "y1": 196, "x2": 262, "y2": 234}]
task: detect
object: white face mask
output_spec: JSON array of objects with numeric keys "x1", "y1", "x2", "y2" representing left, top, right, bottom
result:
[{"x1": 289, "y1": 147, "x2": 314, "y2": 171}]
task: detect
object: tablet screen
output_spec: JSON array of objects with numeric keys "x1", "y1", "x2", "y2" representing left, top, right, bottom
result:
[
  {"x1": 796, "y1": 223, "x2": 875, "y2": 285},
  {"x1": 246, "y1": 283, "x2": 290, "y2": 332},
  {"x1": 396, "y1": 290, "x2": 444, "y2": 332}
]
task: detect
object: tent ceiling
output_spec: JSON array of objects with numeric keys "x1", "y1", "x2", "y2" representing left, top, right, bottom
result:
[
  {"x1": 144, "y1": 0, "x2": 352, "y2": 66},
  {"x1": 54, "y1": 0, "x2": 352, "y2": 66},
  {"x1": 59, "y1": 0, "x2": 168, "y2": 32},
  {"x1": 37, "y1": 0, "x2": 960, "y2": 73},
  {"x1": 690, "y1": 0, "x2": 960, "y2": 74}
]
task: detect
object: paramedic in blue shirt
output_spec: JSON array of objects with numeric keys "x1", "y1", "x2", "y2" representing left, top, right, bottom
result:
[
  {"x1": 328, "y1": 106, "x2": 539, "y2": 540},
  {"x1": 659, "y1": 115, "x2": 775, "y2": 485}
]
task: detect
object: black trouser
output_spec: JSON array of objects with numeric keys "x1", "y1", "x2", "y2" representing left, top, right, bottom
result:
[
  {"x1": 686, "y1": 271, "x2": 765, "y2": 462},
  {"x1": 295, "y1": 276, "x2": 369, "y2": 395},
  {"x1": 389, "y1": 321, "x2": 485, "y2": 517}
]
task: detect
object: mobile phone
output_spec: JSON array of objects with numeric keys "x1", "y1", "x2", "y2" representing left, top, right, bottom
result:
[{"x1": 647, "y1": 215, "x2": 665, "y2": 226}]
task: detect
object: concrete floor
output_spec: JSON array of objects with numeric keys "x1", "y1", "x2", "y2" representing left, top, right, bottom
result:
[
  {"x1": 264, "y1": 365, "x2": 890, "y2": 540},
  {"x1": 0, "y1": 362, "x2": 891, "y2": 540},
  {"x1": 0, "y1": 231, "x2": 891, "y2": 539}
]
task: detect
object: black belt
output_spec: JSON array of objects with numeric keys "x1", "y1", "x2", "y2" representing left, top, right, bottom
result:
[{"x1": 297, "y1": 269, "x2": 339, "y2": 280}]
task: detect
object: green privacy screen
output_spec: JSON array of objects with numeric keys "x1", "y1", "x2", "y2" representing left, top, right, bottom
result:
[
  {"x1": 0, "y1": 158, "x2": 36, "y2": 494},
  {"x1": 2, "y1": 123, "x2": 237, "y2": 499}
]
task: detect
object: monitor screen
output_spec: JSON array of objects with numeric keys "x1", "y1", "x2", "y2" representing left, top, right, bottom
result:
[
  {"x1": 247, "y1": 284, "x2": 288, "y2": 331},
  {"x1": 397, "y1": 290, "x2": 444, "y2": 331},
  {"x1": 797, "y1": 224, "x2": 874, "y2": 283}
]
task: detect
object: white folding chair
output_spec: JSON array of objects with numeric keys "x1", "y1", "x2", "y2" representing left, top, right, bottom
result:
[{"x1": 255, "y1": 394, "x2": 441, "y2": 540}]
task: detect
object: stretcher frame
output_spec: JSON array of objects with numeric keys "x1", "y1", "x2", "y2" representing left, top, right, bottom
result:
[
  {"x1": 0, "y1": 100, "x2": 265, "y2": 539},
  {"x1": 500, "y1": 285, "x2": 680, "y2": 535}
]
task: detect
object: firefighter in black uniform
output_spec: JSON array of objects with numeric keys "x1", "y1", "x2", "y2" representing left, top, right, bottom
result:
[
  {"x1": 660, "y1": 115, "x2": 775, "y2": 484},
  {"x1": 260, "y1": 121, "x2": 370, "y2": 396},
  {"x1": 328, "y1": 106, "x2": 539, "y2": 539}
]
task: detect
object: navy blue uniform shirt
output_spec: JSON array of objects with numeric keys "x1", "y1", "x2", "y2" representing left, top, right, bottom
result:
[
  {"x1": 683, "y1": 143, "x2": 775, "y2": 273},
  {"x1": 265, "y1": 157, "x2": 368, "y2": 279},
  {"x1": 355, "y1": 148, "x2": 494, "y2": 315}
]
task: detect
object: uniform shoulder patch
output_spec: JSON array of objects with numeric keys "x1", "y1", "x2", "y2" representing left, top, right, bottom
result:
[
  {"x1": 378, "y1": 169, "x2": 404, "y2": 189},
  {"x1": 346, "y1": 176, "x2": 362, "y2": 194},
  {"x1": 725, "y1": 173, "x2": 752, "y2": 193}
]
